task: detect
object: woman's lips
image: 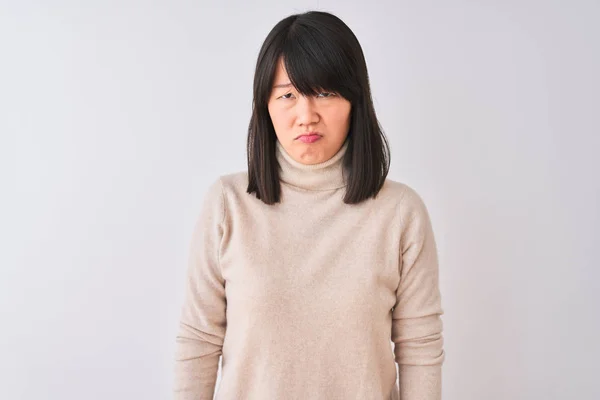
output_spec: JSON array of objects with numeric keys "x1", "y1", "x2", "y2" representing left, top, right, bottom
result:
[{"x1": 297, "y1": 134, "x2": 322, "y2": 143}]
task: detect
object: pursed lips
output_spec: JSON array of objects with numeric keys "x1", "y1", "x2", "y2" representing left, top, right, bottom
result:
[{"x1": 295, "y1": 132, "x2": 322, "y2": 139}]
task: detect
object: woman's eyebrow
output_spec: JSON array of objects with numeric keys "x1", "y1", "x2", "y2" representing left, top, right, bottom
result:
[{"x1": 273, "y1": 82, "x2": 292, "y2": 89}]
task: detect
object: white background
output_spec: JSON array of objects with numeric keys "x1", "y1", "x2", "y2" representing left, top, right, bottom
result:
[{"x1": 2, "y1": 1, "x2": 599, "y2": 399}]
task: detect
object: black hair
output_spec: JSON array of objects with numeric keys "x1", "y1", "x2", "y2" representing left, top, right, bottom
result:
[{"x1": 246, "y1": 10, "x2": 390, "y2": 204}]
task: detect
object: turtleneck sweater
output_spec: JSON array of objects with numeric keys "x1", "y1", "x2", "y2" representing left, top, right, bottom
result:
[
  {"x1": 174, "y1": 139, "x2": 445, "y2": 400},
  {"x1": 276, "y1": 138, "x2": 349, "y2": 191}
]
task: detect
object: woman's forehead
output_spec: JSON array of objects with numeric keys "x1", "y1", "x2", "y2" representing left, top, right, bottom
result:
[
  {"x1": 272, "y1": 57, "x2": 331, "y2": 94},
  {"x1": 272, "y1": 60, "x2": 291, "y2": 86}
]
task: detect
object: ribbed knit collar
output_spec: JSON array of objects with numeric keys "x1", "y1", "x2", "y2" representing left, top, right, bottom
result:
[{"x1": 276, "y1": 139, "x2": 349, "y2": 191}]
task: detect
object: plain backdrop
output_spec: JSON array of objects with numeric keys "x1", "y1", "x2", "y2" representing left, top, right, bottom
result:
[{"x1": 2, "y1": 1, "x2": 599, "y2": 399}]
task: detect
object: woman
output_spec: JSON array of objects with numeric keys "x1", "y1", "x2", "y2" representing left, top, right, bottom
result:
[{"x1": 174, "y1": 10, "x2": 445, "y2": 400}]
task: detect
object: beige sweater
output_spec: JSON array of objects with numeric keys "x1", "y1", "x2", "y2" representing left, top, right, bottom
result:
[{"x1": 174, "y1": 139, "x2": 445, "y2": 399}]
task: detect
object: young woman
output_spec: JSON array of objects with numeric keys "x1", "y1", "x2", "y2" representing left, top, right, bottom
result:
[{"x1": 174, "y1": 10, "x2": 445, "y2": 400}]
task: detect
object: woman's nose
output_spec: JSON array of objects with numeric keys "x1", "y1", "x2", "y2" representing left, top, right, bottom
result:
[{"x1": 296, "y1": 96, "x2": 319, "y2": 126}]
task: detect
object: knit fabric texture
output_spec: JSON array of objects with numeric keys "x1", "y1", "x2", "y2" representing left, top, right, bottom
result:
[{"x1": 174, "y1": 140, "x2": 445, "y2": 399}]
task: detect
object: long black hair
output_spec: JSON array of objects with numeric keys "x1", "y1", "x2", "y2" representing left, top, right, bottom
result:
[{"x1": 247, "y1": 11, "x2": 390, "y2": 205}]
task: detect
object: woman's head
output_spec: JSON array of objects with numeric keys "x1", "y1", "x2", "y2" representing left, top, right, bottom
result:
[
  {"x1": 268, "y1": 59, "x2": 352, "y2": 166},
  {"x1": 247, "y1": 11, "x2": 390, "y2": 205}
]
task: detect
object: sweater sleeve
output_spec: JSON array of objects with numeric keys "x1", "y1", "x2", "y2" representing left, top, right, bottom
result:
[
  {"x1": 174, "y1": 178, "x2": 227, "y2": 400},
  {"x1": 391, "y1": 185, "x2": 445, "y2": 400}
]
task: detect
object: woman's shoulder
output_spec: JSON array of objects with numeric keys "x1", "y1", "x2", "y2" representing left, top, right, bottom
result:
[
  {"x1": 217, "y1": 171, "x2": 248, "y2": 190},
  {"x1": 379, "y1": 178, "x2": 432, "y2": 217},
  {"x1": 203, "y1": 171, "x2": 249, "y2": 200},
  {"x1": 203, "y1": 173, "x2": 431, "y2": 216}
]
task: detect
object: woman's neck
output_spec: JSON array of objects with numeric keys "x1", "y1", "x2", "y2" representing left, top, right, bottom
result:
[{"x1": 275, "y1": 139, "x2": 349, "y2": 191}]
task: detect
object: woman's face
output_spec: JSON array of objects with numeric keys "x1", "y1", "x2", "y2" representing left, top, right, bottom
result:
[{"x1": 267, "y1": 59, "x2": 352, "y2": 165}]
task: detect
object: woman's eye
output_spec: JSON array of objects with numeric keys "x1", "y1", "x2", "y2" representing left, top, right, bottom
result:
[
  {"x1": 317, "y1": 92, "x2": 336, "y2": 98},
  {"x1": 279, "y1": 92, "x2": 335, "y2": 100}
]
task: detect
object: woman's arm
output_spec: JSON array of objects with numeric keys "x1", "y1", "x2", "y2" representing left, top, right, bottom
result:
[
  {"x1": 392, "y1": 185, "x2": 445, "y2": 400},
  {"x1": 174, "y1": 178, "x2": 227, "y2": 400}
]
